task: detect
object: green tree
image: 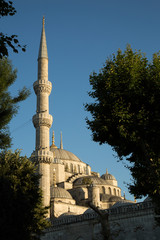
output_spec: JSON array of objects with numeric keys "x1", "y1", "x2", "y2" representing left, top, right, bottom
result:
[
  {"x1": 0, "y1": 57, "x2": 30, "y2": 149},
  {"x1": 0, "y1": 0, "x2": 26, "y2": 58},
  {"x1": 0, "y1": 150, "x2": 50, "y2": 240},
  {"x1": 85, "y1": 45, "x2": 160, "y2": 220}
]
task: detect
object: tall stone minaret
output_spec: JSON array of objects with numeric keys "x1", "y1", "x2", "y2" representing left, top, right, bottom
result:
[{"x1": 32, "y1": 17, "x2": 53, "y2": 217}]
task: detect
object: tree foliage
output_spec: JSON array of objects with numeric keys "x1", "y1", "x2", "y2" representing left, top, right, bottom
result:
[
  {"x1": 0, "y1": 0, "x2": 26, "y2": 58},
  {"x1": 0, "y1": 150, "x2": 50, "y2": 240},
  {"x1": 0, "y1": 57, "x2": 30, "y2": 149},
  {"x1": 85, "y1": 45, "x2": 160, "y2": 219}
]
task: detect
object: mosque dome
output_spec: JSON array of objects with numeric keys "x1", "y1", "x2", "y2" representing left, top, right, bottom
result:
[
  {"x1": 100, "y1": 194, "x2": 111, "y2": 202},
  {"x1": 50, "y1": 131, "x2": 82, "y2": 162},
  {"x1": 51, "y1": 187, "x2": 73, "y2": 199},
  {"x1": 73, "y1": 176, "x2": 107, "y2": 186},
  {"x1": 101, "y1": 169, "x2": 116, "y2": 181},
  {"x1": 143, "y1": 196, "x2": 152, "y2": 202},
  {"x1": 51, "y1": 148, "x2": 82, "y2": 162},
  {"x1": 58, "y1": 212, "x2": 78, "y2": 218},
  {"x1": 109, "y1": 196, "x2": 122, "y2": 202},
  {"x1": 111, "y1": 200, "x2": 134, "y2": 208}
]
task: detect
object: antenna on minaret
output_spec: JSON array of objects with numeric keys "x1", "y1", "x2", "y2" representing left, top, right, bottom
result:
[{"x1": 60, "y1": 132, "x2": 63, "y2": 149}]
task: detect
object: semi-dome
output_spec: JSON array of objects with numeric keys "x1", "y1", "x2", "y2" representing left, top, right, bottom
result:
[
  {"x1": 73, "y1": 176, "x2": 107, "y2": 186},
  {"x1": 51, "y1": 148, "x2": 82, "y2": 162},
  {"x1": 101, "y1": 169, "x2": 116, "y2": 180},
  {"x1": 51, "y1": 187, "x2": 73, "y2": 199}
]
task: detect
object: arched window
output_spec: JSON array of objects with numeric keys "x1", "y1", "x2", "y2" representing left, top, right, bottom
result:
[
  {"x1": 117, "y1": 189, "x2": 120, "y2": 196},
  {"x1": 70, "y1": 163, "x2": 73, "y2": 172},
  {"x1": 114, "y1": 188, "x2": 116, "y2": 195},
  {"x1": 102, "y1": 186, "x2": 105, "y2": 194},
  {"x1": 109, "y1": 187, "x2": 112, "y2": 195}
]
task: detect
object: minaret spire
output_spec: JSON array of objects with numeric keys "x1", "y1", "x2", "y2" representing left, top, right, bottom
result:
[
  {"x1": 60, "y1": 131, "x2": 63, "y2": 149},
  {"x1": 51, "y1": 131, "x2": 57, "y2": 148},
  {"x1": 38, "y1": 16, "x2": 48, "y2": 60},
  {"x1": 32, "y1": 17, "x2": 53, "y2": 218}
]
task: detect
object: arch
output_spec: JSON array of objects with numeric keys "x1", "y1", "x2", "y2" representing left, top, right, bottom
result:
[
  {"x1": 102, "y1": 186, "x2": 105, "y2": 194},
  {"x1": 108, "y1": 187, "x2": 112, "y2": 195},
  {"x1": 114, "y1": 188, "x2": 116, "y2": 195},
  {"x1": 70, "y1": 163, "x2": 73, "y2": 172},
  {"x1": 117, "y1": 189, "x2": 120, "y2": 196},
  {"x1": 65, "y1": 163, "x2": 69, "y2": 171},
  {"x1": 78, "y1": 164, "x2": 80, "y2": 173}
]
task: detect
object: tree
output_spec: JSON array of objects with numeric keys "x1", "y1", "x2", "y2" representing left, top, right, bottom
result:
[
  {"x1": 85, "y1": 45, "x2": 160, "y2": 220},
  {"x1": 0, "y1": 150, "x2": 50, "y2": 240},
  {"x1": 0, "y1": 57, "x2": 30, "y2": 149},
  {"x1": 0, "y1": 0, "x2": 26, "y2": 58},
  {"x1": 89, "y1": 202, "x2": 112, "y2": 240}
]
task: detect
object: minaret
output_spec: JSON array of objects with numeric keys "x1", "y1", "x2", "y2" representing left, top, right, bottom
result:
[
  {"x1": 32, "y1": 17, "x2": 53, "y2": 217},
  {"x1": 60, "y1": 131, "x2": 63, "y2": 149}
]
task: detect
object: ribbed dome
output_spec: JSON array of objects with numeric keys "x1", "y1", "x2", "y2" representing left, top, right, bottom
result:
[
  {"x1": 51, "y1": 187, "x2": 73, "y2": 199},
  {"x1": 59, "y1": 212, "x2": 77, "y2": 218},
  {"x1": 109, "y1": 196, "x2": 122, "y2": 202},
  {"x1": 101, "y1": 170, "x2": 116, "y2": 181},
  {"x1": 73, "y1": 176, "x2": 107, "y2": 186},
  {"x1": 51, "y1": 148, "x2": 82, "y2": 162},
  {"x1": 111, "y1": 200, "x2": 134, "y2": 208}
]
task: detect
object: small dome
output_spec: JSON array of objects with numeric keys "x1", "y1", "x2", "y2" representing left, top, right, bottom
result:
[
  {"x1": 51, "y1": 148, "x2": 82, "y2": 162},
  {"x1": 111, "y1": 200, "x2": 134, "y2": 208},
  {"x1": 73, "y1": 176, "x2": 107, "y2": 186},
  {"x1": 109, "y1": 196, "x2": 122, "y2": 202},
  {"x1": 100, "y1": 194, "x2": 111, "y2": 202},
  {"x1": 58, "y1": 212, "x2": 78, "y2": 218},
  {"x1": 51, "y1": 187, "x2": 73, "y2": 199},
  {"x1": 101, "y1": 169, "x2": 116, "y2": 181},
  {"x1": 143, "y1": 196, "x2": 152, "y2": 202}
]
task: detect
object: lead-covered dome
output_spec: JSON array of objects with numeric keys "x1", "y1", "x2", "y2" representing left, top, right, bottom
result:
[
  {"x1": 51, "y1": 187, "x2": 73, "y2": 199},
  {"x1": 101, "y1": 169, "x2": 116, "y2": 181},
  {"x1": 51, "y1": 148, "x2": 82, "y2": 162},
  {"x1": 73, "y1": 176, "x2": 107, "y2": 186}
]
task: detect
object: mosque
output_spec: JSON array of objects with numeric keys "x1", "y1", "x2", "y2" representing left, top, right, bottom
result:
[{"x1": 31, "y1": 18, "x2": 160, "y2": 240}]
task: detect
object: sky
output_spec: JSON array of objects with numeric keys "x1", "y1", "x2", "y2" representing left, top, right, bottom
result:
[{"x1": 1, "y1": 0, "x2": 160, "y2": 201}]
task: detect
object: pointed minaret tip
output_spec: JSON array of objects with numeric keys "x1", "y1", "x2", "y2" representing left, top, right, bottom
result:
[
  {"x1": 60, "y1": 131, "x2": 63, "y2": 149},
  {"x1": 51, "y1": 131, "x2": 57, "y2": 148},
  {"x1": 43, "y1": 16, "x2": 45, "y2": 27},
  {"x1": 38, "y1": 16, "x2": 48, "y2": 59}
]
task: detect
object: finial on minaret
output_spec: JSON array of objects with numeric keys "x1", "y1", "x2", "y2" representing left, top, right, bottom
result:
[
  {"x1": 51, "y1": 131, "x2": 57, "y2": 148},
  {"x1": 60, "y1": 132, "x2": 63, "y2": 149},
  {"x1": 106, "y1": 168, "x2": 108, "y2": 174},
  {"x1": 43, "y1": 16, "x2": 45, "y2": 28},
  {"x1": 52, "y1": 131, "x2": 55, "y2": 145}
]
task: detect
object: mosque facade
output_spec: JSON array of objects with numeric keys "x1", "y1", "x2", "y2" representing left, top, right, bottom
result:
[{"x1": 31, "y1": 19, "x2": 160, "y2": 240}]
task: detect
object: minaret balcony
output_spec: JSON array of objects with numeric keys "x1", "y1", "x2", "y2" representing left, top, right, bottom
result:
[
  {"x1": 31, "y1": 150, "x2": 53, "y2": 164},
  {"x1": 32, "y1": 113, "x2": 53, "y2": 128},
  {"x1": 33, "y1": 80, "x2": 52, "y2": 95}
]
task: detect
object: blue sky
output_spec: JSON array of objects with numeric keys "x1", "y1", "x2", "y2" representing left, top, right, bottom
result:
[{"x1": 2, "y1": 0, "x2": 160, "y2": 201}]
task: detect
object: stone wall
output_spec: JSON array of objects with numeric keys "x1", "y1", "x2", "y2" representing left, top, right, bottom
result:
[{"x1": 41, "y1": 201, "x2": 160, "y2": 240}]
